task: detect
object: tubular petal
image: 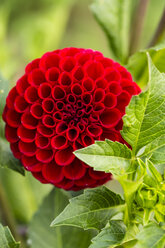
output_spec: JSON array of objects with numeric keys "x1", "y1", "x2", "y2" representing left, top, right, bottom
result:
[
  {"x1": 37, "y1": 124, "x2": 54, "y2": 137},
  {"x1": 17, "y1": 125, "x2": 36, "y2": 143},
  {"x1": 25, "y1": 58, "x2": 40, "y2": 73},
  {"x1": 104, "y1": 93, "x2": 117, "y2": 108},
  {"x1": 45, "y1": 67, "x2": 60, "y2": 83},
  {"x1": 108, "y1": 81, "x2": 122, "y2": 95},
  {"x1": 42, "y1": 162, "x2": 64, "y2": 183},
  {"x1": 55, "y1": 146, "x2": 75, "y2": 166},
  {"x1": 38, "y1": 83, "x2": 52, "y2": 99},
  {"x1": 6, "y1": 87, "x2": 18, "y2": 108},
  {"x1": 51, "y1": 135, "x2": 68, "y2": 149},
  {"x1": 36, "y1": 149, "x2": 54, "y2": 163},
  {"x1": 36, "y1": 135, "x2": 50, "y2": 149},
  {"x1": 16, "y1": 75, "x2": 29, "y2": 95},
  {"x1": 14, "y1": 96, "x2": 28, "y2": 113},
  {"x1": 19, "y1": 141, "x2": 36, "y2": 156},
  {"x1": 52, "y1": 86, "x2": 66, "y2": 100},
  {"x1": 100, "y1": 108, "x2": 121, "y2": 128},
  {"x1": 87, "y1": 124, "x2": 102, "y2": 137},
  {"x1": 28, "y1": 69, "x2": 45, "y2": 86},
  {"x1": 56, "y1": 122, "x2": 68, "y2": 134},
  {"x1": 24, "y1": 86, "x2": 38, "y2": 104},
  {"x1": 30, "y1": 103, "x2": 43, "y2": 119},
  {"x1": 63, "y1": 159, "x2": 86, "y2": 180},
  {"x1": 10, "y1": 142, "x2": 22, "y2": 159},
  {"x1": 60, "y1": 57, "x2": 76, "y2": 72},
  {"x1": 82, "y1": 78, "x2": 95, "y2": 92},
  {"x1": 39, "y1": 53, "x2": 60, "y2": 70},
  {"x1": 6, "y1": 109, "x2": 21, "y2": 127},
  {"x1": 86, "y1": 61, "x2": 104, "y2": 80},
  {"x1": 5, "y1": 125, "x2": 19, "y2": 143},
  {"x1": 42, "y1": 115, "x2": 56, "y2": 128},
  {"x1": 21, "y1": 112, "x2": 38, "y2": 129},
  {"x1": 67, "y1": 127, "x2": 79, "y2": 141}
]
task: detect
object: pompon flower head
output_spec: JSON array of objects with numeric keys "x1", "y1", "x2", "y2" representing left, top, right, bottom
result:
[{"x1": 3, "y1": 48, "x2": 141, "y2": 191}]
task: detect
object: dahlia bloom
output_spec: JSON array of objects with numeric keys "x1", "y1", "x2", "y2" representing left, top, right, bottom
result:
[{"x1": 3, "y1": 48, "x2": 141, "y2": 191}]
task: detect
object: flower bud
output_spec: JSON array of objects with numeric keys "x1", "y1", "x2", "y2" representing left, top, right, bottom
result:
[{"x1": 135, "y1": 185, "x2": 158, "y2": 208}]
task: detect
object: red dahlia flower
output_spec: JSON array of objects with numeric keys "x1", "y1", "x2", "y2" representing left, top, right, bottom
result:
[{"x1": 2, "y1": 48, "x2": 141, "y2": 191}]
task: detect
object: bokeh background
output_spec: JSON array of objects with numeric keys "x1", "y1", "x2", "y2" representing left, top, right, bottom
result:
[
  {"x1": 0, "y1": 0, "x2": 165, "y2": 242},
  {"x1": 0, "y1": 0, "x2": 110, "y2": 82}
]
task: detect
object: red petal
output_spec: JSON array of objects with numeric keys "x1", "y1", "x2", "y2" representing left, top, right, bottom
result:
[
  {"x1": 55, "y1": 146, "x2": 75, "y2": 166},
  {"x1": 100, "y1": 108, "x2": 121, "y2": 128},
  {"x1": 42, "y1": 162, "x2": 64, "y2": 183},
  {"x1": 63, "y1": 159, "x2": 86, "y2": 180}
]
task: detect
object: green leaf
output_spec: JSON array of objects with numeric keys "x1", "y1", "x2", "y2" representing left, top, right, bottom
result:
[
  {"x1": 126, "y1": 45, "x2": 165, "y2": 88},
  {"x1": 90, "y1": 0, "x2": 135, "y2": 63},
  {"x1": 89, "y1": 220, "x2": 126, "y2": 248},
  {"x1": 0, "y1": 139, "x2": 25, "y2": 175},
  {"x1": 51, "y1": 186, "x2": 125, "y2": 230},
  {"x1": 118, "y1": 174, "x2": 143, "y2": 224},
  {"x1": 113, "y1": 239, "x2": 137, "y2": 248},
  {"x1": 139, "y1": 135, "x2": 165, "y2": 167},
  {"x1": 0, "y1": 117, "x2": 5, "y2": 139},
  {"x1": 146, "y1": 159, "x2": 163, "y2": 183},
  {"x1": 0, "y1": 224, "x2": 20, "y2": 248},
  {"x1": 135, "y1": 223, "x2": 165, "y2": 248},
  {"x1": 28, "y1": 188, "x2": 92, "y2": 248},
  {"x1": 74, "y1": 140, "x2": 132, "y2": 176},
  {"x1": 121, "y1": 54, "x2": 165, "y2": 155},
  {"x1": 0, "y1": 73, "x2": 9, "y2": 116},
  {"x1": 111, "y1": 224, "x2": 138, "y2": 248}
]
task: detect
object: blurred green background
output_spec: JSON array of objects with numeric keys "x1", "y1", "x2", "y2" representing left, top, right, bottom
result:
[
  {"x1": 0, "y1": 0, "x2": 165, "y2": 239},
  {"x1": 0, "y1": 0, "x2": 110, "y2": 82}
]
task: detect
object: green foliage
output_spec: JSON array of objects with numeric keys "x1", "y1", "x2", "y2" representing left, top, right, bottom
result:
[
  {"x1": 0, "y1": 224, "x2": 20, "y2": 248},
  {"x1": 29, "y1": 188, "x2": 92, "y2": 248},
  {"x1": 90, "y1": 0, "x2": 135, "y2": 63},
  {"x1": 0, "y1": 139, "x2": 25, "y2": 175},
  {"x1": 0, "y1": 171, "x2": 52, "y2": 222},
  {"x1": 140, "y1": 135, "x2": 165, "y2": 167},
  {"x1": 122, "y1": 54, "x2": 165, "y2": 155},
  {"x1": 51, "y1": 186, "x2": 125, "y2": 230},
  {"x1": 135, "y1": 185, "x2": 158, "y2": 209},
  {"x1": 74, "y1": 140, "x2": 132, "y2": 176},
  {"x1": 135, "y1": 223, "x2": 165, "y2": 248},
  {"x1": 0, "y1": 73, "x2": 9, "y2": 116},
  {"x1": 0, "y1": 0, "x2": 75, "y2": 79},
  {"x1": 146, "y1": 159, "x2": 163, "y2": 183},
  {"x1": 89, "y1": 221, "x2": 126, "y2": 248},
  {"x1": 126, "y1": 45, "x2": 165, "y2": 88}
]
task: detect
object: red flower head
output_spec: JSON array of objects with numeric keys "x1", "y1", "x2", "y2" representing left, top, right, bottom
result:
[{"x1": 3, "y1": 48, "x2": 141, "y2": 191}]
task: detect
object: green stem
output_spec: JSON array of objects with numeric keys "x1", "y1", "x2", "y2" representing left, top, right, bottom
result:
[
  {"x1": 148, "y1": 9, "x2": 165, "y2": 48},
  {"x1": 143, "y1": 208, "x2": 152, "y2": 225},
  {"x1": 0, "y1": 181, "x2": 26, "y2": 248},
  {"x1": 123, "y1": 195, "x2": 132, "y2": 225},
  {"x1": 130, "y1": 0, "x2": 150, "y2": 54}
]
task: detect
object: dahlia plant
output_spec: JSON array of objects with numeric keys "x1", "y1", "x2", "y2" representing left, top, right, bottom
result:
[{"x1": 0, "y1": 0, "x2": 165, "y2": 248}]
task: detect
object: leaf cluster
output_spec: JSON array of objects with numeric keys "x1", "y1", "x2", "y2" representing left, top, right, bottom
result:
[{"x1": 51, "y1": 55, "x2": 165, "y2": 247}]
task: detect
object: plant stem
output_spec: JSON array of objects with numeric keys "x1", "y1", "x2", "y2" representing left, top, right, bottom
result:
[
  {"x1": 0, "y1": 180, "x2": 26, "y2": 248},
  {"x1": 143, "y1": 209, "x2": 152, "y2": 225},
  {"x1": 148, "y1": 9, "x2": 165, "y2": 48},
  {"x1": 130, "y1": 0, "x2": 150, "y2": 55}
]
